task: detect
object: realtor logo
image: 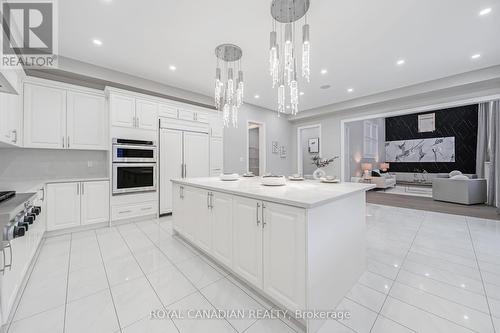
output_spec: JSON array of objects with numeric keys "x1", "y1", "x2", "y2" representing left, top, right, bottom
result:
[{"x1": 1, "y1": 0, "x2": 58, "y2": 68}]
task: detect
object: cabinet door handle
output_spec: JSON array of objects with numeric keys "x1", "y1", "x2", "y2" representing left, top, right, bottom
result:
[
  {"x1": 181, "y1": 163, "x2": 184, "y2": 178},
  {"x1": 141, "y1": 207, "x2": 152, "y2": 211},
  {"x1": 67, "y1": 136, "x2": 70, "y2": 148},
  {"x1": 210, "y1": 193, "x2": 214, "y2": 209},
  {"x1": 207, "y1": 192, "x2": 210, "y2": 209},
  {"x1": 119, "y1": 210, "x2": 132, "y2": 214},
  {"x1": 1, "y1": 241, "x2": 13, "y2": 273},
  {"x1": 184, "y1": 164, "x2": 187, "y2": 178},
  {"x1": 11, "y1": 130, "x2": 17, "y2": 143},
  {"x1": 256, "y1": 202, "x2": 261, "y2": 226},
  {"x1": 62, "y1": 136, "x2": 65, "y2": 148},
  {"x1": 180, "y1": 186, "x2": 184, "y2": 199},
  {"x1": 77, "y1": 183, "x2": 79, "y2": 195},
  {"x1": 136, "y1": 116, "x2": 140, "y2": 127},
  {"x1": 262, "y1": 203, "x2": 266, "y2": 227},
  {"x1": 81, "y1": 183, "x2": 84, "y2": 195}
]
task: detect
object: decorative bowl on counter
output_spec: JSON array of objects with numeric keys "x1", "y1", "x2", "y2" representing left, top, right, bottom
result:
[
  {"x1": 320, "y1": 176, "x2": 340, "y2": 183},
  {"x1": 219, "y1": 173, "x2": 239, "y2": 181},
  {"x1": 261, "y1": 175, "x2": 286, "y2": 186},
  {"x1": 242, "y1": 172, "x2": 255, "y2": 177},
  {"x1": 288, "y1": 174, "x2": 305, "y2": 181}
]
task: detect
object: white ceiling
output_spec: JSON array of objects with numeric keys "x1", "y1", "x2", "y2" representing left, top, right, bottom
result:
[{"x1": 58, "y1": 0, "x2": 500, "y2": 112}]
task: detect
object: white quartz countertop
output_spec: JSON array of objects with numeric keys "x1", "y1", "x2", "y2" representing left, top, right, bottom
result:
[
  {"x1": 0, "y1": 177, "x2": 110, "y2": 193},
  {"x1": 172, "y1": 177, "x2": 375, "y2": 209}
]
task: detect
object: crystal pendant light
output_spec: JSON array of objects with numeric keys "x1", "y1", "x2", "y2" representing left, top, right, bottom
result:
[
  {"x1": 269, "y1": 0, "x2": 311, "y2": 116},
  {"x1": 214, "y1": 44, "x2": 244, "y2": 127}
]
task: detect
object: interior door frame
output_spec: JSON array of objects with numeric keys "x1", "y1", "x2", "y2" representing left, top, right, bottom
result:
[
  {"x1": 297, "y1": 124, "x2": 322, "y2": 176},
  {"x1": 246, "y1": 120, "x2": 266, "y2": 175}
]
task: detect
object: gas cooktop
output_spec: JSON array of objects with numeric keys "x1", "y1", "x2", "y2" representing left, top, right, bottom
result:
[{"x1": 0, "y1": 191, "x2": 16, "y2": 204}]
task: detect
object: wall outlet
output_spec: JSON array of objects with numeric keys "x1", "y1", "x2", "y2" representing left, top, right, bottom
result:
[{"x1": 87, "y1": 161, "x2": 93, "y2": 168}]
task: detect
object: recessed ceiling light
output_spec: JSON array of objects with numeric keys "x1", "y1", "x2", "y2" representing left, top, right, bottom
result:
[
  {"x1": 254, "y1": 94, "x2": 260, "y2": 99},
  {"x1": 320, "y1": 69, "x2": 328, "y2": 75},
  {"x1": 396, "y1": 59, "x2": 405, "y2": 66},
  {"x1": 320, "y1": 84, "x2": 331, "y2": 89},
  {"x1": 92, "y1": 39, "x2": 103, "y2": 46},
  {"x1": 347, "y1": 88, "x2": 354, "y2": 93},
  {"x1": 479, "y1": 8, "x2": 492, "y2": 16},
  {"x1": 299, "y1": 91, "x2": 304, "y2": 96},
  {"x1": 286, "y1": 105, "x2": 290, "y2": 109},
  {"x1": 471, "y1": 54, "x2": 481, "y2": 59},
  {"x1": 169, "y1": 65, "x2": 177, "y2": 71}
]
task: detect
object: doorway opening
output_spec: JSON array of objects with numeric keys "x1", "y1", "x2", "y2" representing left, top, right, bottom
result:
[
  {"x1": 297, "y1": 124, "x2": 321, "y2": 178},
  {"x1": 247, "y1": 121, "x2": 266, "y2": 176}
]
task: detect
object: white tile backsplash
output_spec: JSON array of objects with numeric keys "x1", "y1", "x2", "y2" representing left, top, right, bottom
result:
[{"x1": 0, "y1": 148, "x2": 108, "y2": 183}]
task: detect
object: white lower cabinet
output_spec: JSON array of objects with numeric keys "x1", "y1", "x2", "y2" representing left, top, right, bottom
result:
[
  {"x1": 46, "y1": 182, "x2": 81, "y2": 230},
  {"x1": 172, "y1": 184, "x2": 306, "y2": 311},
  {"x1": 81, "y1": 181, "x2": 110, "y2": 225},
  {"x1": 1, "y1": 191, "x2": 45, "y2": 325},
  {"x1": 47, "y1": 181, "x2": 109, "y2": 231},
  {"x1": 210, "y1": 192, "x2": 233, "y2": 267},
  {"x1": 232, "y1": 196, "x2": 263, "y2": 288},
  {"x1": 262, "y1": 202, "x2": 306, "y2": 311}
]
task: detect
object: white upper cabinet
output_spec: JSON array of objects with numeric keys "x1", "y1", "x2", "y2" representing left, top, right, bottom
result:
[
  {"x1": 109, "y1": 93, "x2": 158, "y2": 131},
  {"x1": 178, "y1": 108, "x2": 196, "y2": 121},
  {"x1": 67, "y1": 91, "x2": 107, "y2": 150},
  {"x1": 110, "y1": 93, "x2": 135, "y2": 128},
  {"x1": 0, "y1": 92, "x2": 22, "y2": 146},
  {"x1": 0, "y1": 68, "x2": 23, "y2": 146},
  {"x1": 24, "y1": 81, "x2": 107, "y2": 150},
  {"x1": 24, "y1": 83, "x2": 66, "y2": 149},
  {"x1": 135, "y1": 98, "x2": 158, "y2": 130},
  {"x1": 158, "y1": 103, "x2": 178, "y2": 119}
]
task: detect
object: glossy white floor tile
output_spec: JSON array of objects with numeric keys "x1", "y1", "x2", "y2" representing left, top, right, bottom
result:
[
  {"x1": 65, "y1": 289, "x2": 119, "y2": 333},
  {"x1": 7, "y1": 206, "x2": 500, "y2": 333}
]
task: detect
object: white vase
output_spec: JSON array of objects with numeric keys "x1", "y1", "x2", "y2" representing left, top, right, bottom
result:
[{"x1": 313, "y1": 168, "x2": 326, "y2": 180}]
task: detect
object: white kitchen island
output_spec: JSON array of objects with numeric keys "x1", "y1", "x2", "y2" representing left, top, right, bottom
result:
[{"x1": 171, "y1": 177, "x2": 374, "y2": 333}]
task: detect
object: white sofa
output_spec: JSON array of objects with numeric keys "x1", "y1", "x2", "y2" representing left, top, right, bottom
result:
[
  {"x1": 370, "y1": 175, "x2": 396, "y2": 189},
  {"x1": 432, "y1": 178, "x2": 487, "y2": 205}
]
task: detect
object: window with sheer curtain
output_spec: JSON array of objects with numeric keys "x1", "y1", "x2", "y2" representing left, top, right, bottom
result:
[{"x1": 363, "y1": 120, "x2": 378, "y2": 159}]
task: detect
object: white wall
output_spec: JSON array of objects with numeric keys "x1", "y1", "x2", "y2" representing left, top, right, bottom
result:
[
  {"x1": 31, "y1": 56, "x2": 214, "y2": 107},
  {"x1": 223, "y1": 104, "x2": 293, "y2": 175},
  {"x1": 0, "y1": 149, "x2": 108, "y2": 182},
  {"x1": 299, "y1": 126, "x2": 320, "y2": 176},
  {"x1": 290, "y1": 77, "x2": 500, "y2": 179}
]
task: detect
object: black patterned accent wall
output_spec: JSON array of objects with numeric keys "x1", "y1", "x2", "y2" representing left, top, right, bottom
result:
[{"x1": 385, "y1": 105, "x2": 478, "y2": 174}]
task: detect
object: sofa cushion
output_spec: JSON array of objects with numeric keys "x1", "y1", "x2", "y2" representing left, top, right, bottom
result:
[
  {"x1": 450, "y1": 175, "x2": 469, "y2": 180},
  {"x1": 449, "y1": 170, "x2": 463, "y2": 177}
]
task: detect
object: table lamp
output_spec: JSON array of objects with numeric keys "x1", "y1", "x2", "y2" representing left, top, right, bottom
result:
[{"x1": 361, "y1": 163, "x2": 372, "y2": 179}]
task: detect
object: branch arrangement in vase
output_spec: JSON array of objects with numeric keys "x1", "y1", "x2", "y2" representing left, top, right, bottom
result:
[{"x1": 311, "y1": 155, "x2": 339, "y2": 168}]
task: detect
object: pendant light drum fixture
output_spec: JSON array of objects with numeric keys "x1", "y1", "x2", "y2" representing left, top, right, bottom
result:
[{"x1": 214, "y1": 44, "x2": 244, "y2": 127}]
